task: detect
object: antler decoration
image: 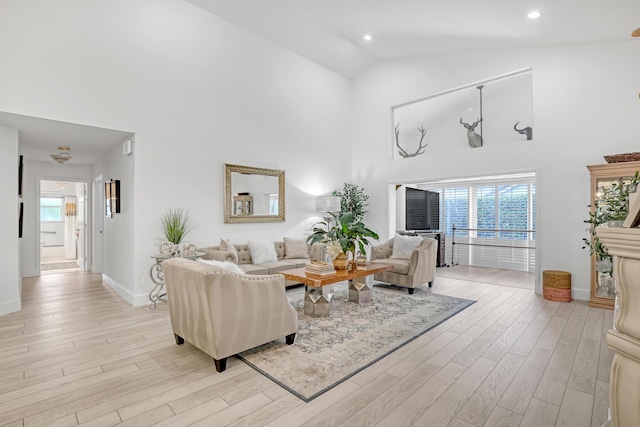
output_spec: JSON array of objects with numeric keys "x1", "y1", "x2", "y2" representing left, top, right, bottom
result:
[{"x1": 395, "y1": 124, "x2": 428, "y2": 158}]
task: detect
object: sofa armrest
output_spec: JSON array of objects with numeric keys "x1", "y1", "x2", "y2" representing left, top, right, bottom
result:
[
  {"x1": 199, "y1": 248, "x2": 235, "y2": 262},
  {"x1": 371, "y1": 239, "x2": 394, "y2": 260},
  {"x1": 407, "y1": 238, "x2": 437, "y2": 283}
]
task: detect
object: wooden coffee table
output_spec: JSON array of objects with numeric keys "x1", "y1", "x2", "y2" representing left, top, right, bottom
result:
[{"x1": 279, "y1": 263, "x2": 393, "y2": 317}]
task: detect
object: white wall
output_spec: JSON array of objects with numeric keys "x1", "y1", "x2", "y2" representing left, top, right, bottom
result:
[
  {"x1": 0, "y1": 0, "x2": 352, "y2": 305},
  {"x1": 93, "y1": 139, "x2": 135, "y2": 303},
  {"x1": 0, "y1": 124, "x2": 20, "y2": 315},
  {"x1": 352, "y1": 41, "x2": 640, "y2": 300},
  {"x1": 20, "y1": 160, "x2": 92, "y2": 278}
]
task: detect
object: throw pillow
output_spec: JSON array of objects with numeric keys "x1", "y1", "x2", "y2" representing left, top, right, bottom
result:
[
  {"x1": 390, "y1": 234, "x2": 423, "y2": 260},
  {"x1": 283, "y1": 237, "x2": 310, "y2": 259},
  {"x1": 248, "y1": 239, "x2": 278, "y2": 265},
  {"x1": 219, "y1": 238, "x2": 238, "y2": 263},
  {"x1": 197, "y1": 258, "x2": 245, "y2": 275}
]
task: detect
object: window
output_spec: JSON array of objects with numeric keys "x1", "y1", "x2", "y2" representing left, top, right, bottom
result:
[
  {"x1": 41, "y1": 197, "x2": 63, "y2": 222},
  {"x1": 418, "y1": 172, "x2": 536, "y2": 272},
  {"x1": 269, "y1": 194, "x2": 278, "y2": 215},
  {"x1": 444, "y1": 187, "x2": 468, "y2": 237}
]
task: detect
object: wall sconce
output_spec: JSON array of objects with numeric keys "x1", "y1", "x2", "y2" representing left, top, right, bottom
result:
[
  {"x1": 105, "y1": 179, "x2": 120, "y2": 218},
  {"x1": 316, "y1": 195, "x2": 341, "y2": 224}
]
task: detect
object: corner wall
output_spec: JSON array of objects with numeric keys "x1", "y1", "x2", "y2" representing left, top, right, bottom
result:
[
  {"x1": 351, "y1": 41, "x2": 640, "y2": 300},
  {"x1": 0, "y1": 0, "x2": 352, "y2": 305},
  {"x1": 0, "y1": 124, "x2": 20, "y2": 315}
]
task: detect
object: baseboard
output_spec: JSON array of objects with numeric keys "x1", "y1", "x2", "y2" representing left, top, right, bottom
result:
[
  {"x1": 572, "y1": 288, "x2": 590, "y2": 301},
  {"x1": 102, "y1": 274, "x2": 135, "y2": 306},
  {"x1": 102, "y1": 275, "x2": 153, "y2": 307},
  {"x1": 0, "y1": 299, "x2": 21, "y2": 316}
]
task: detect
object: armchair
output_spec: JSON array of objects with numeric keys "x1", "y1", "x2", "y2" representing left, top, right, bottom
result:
[
  {"x1": 370, "y1": 237, "x2": 437, "y2": 294},
  {"x1": 162, "y1": 257, "x2": 298, "y2": 372}
]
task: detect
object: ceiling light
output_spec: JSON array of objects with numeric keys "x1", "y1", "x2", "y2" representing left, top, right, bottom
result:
[
  {"x1": 363, "y1": 34, "x2": 372, "y2": 41},
  {"x1": 527, "y1": 11, "x2": 541, "y2": 19},
  {"x1": 50, "y1": 146, "x2": 72, "y2": 164}
]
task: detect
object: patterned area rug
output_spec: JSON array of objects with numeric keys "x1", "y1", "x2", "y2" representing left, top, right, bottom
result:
[
  {"x1": 41, "y1": 262, "x2": 79, "y2": 270},
  {"x1": 238, "y1": 282, "x2": 475, "y2": 402}
]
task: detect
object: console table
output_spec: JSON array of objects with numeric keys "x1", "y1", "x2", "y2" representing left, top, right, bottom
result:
[
  {"x1": 149, "y1": 252, "x2": 203, "y2": 308},
  {"x1": 595, "y1": 225, "x2": 640, "y2": 427}
]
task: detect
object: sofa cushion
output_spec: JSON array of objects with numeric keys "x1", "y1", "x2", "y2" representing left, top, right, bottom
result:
[
  {"x1": 281, "y1": 258, "x2": 309, "y2": 268},
  {"x1": 197, "y1": 258, "x2": 244, "y2": 275},
  {"x1": 248, "y1": 239, "x2": 278, "y2": 265},
  {"x1": 391, "y1": 234, "x2": 423, "y2": 260},
  {"x1": 219, "y1": 238, "x2": 238, "y2": 263},
  {"x1": 260, "y1": 261, "x2": 300, "y2": 274},
  {"x1": 239, "y1": 264, "x2": 270, "y2": 275},
  {"x1": 373, "y1": 259, "x2": 410, "y2": 275},
  {"x1": 283, "y1": 237, "x2": 310, "y2": 259}
]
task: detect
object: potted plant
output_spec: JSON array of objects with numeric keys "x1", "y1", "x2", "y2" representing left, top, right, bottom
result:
[
  {"x1": 333, "y1": 183, "x2": 370, "y2": 222},
  {"x1": 583, "y1": 171, "x2": 639, "y2": 282},
  {"x1": 160, "y1": 208, "x2": 193, "y2": 246},
  {"x1": 307, "y1": 211, "x2": 379, "y2": 269}
]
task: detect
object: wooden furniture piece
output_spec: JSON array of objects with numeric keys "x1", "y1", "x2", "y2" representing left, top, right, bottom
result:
[
  {"x1": 587, "y1": 160, "x2": 640, "y2": 309},
  {"x1": 595, "y1": 225, "x2": 640, "y2": 427},
  {"x1": 279, "y1": 263, "x2": 393, "y2": 317},
  {"x1": 232, "y1": 195, "x2": 253, "y2": 216}
]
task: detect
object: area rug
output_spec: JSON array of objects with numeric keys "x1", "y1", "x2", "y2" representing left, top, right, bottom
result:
[
  {"x1": 237, "y1": 283, "x2": 475, "y2": 402},
  {"x1": 41, "y1": 262, "x2": 79, "y2": 270}
]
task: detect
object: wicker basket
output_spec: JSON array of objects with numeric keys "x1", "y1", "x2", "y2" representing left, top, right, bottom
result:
[
  {"x1": 543, "y1": 270, "x2": 571, "y2": 302},
  {"x1": 604, "y1": 152, "x2": 640, "y2": 163}
]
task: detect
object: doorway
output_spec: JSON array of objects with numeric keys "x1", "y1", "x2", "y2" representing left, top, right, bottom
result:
[{"x1": 39, "y1": 180, "x2": 88, "y2": 274}]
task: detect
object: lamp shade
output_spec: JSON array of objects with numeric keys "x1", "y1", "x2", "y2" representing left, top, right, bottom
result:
[{"x1": 316, "y1": 196, "x2": 341, "y2": 213}]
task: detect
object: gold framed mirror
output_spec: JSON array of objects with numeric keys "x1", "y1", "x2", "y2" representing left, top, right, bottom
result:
[{"x1": 224, "y1": 164, "x2": 285, "y2": 223}]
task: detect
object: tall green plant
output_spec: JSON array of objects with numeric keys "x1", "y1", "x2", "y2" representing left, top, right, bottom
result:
[
  {"x1": 307, "y1": 212, "x2": 379, "y2": 258},
  {"x1": 583, "y1": 171, "x2": 640, "y2": 276},
  {"x1": 160, "y1": 208, "x2": 193, "y2": 244},
  {"x1": 333, "y1": 183, "x2": 369, "y2": 222}
]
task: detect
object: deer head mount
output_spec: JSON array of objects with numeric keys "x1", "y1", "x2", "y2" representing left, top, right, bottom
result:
[
  {"x1": 395, "y1": 124, "x2": 428, "y2": 158},
  {"x1": 459, "y1": 117, "x2": 483, "y2": 148},
  {"x1": 513, "y1": 122, "x2": 533, "y2": 140}
]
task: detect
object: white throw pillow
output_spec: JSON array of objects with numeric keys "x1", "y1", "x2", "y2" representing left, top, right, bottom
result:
[
  {"x1": 197, "y1": 258, "x2": 245, "y2": 275},
  {"x1": 219, "y1": 238, "x2": 238, "y2": 263},
  {"x1": 248, "y1": 239, "x2": 278, "y2": 265},
  {"x1": 283, "y1": 237, "x2": 310, "y2": 259},
  {"x1": 390, "y1": 234, "x2": 423, "y2": 260}
]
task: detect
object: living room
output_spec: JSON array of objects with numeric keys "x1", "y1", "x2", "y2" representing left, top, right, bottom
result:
[{"x1": 1, "y1": 0, "x2": 639, "y2": 425}]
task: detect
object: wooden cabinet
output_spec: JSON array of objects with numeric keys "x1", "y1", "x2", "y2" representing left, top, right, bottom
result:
[{"x1": 587, "y1": 161, "x2": 640, "y2": 309}]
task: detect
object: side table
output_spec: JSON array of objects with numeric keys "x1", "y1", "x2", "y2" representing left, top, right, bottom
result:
[{"x1": 149, "y1": 252, "x2": 203, "y2": 308}]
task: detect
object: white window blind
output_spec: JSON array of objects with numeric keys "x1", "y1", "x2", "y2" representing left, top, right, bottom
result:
[{"x1": 419, "y1": 172, "x2": 536, "y2": 272}]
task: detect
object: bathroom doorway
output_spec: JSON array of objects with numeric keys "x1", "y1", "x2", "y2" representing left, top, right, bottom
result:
[{"x1": 40, "y1": 180, "x2": 88, "y2": 274}]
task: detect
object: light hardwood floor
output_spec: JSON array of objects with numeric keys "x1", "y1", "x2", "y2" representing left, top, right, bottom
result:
[{"x1": 0, "y1": 268, "x2": 611, "y2": 426}]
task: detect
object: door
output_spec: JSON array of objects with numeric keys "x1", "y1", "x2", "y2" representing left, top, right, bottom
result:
[{"x1": 93, "y1": 175, "x2": 104, "y2": 274}]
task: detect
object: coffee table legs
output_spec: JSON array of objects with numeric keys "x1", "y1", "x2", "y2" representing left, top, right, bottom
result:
[
  {"x1": 348, "y1": 276, "x2": 373, "y2": 304},
  {"x1": 304, "y1": 284, "x2": 334, "y2": 317}
]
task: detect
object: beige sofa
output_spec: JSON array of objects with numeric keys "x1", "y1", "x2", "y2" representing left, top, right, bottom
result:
[
  {"x1": 162, "y1": 257, "x2": 298, "y2": 372},
  {"x1": 370, "y1": 237, "x2": 437, "y2": 294},
  {"x1": 199, "y1": 241, "x2": 325, "y2": 285}
]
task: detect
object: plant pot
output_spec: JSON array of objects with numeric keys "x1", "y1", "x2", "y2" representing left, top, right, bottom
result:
[{"x1": 333, "y1": 253, "x2": 350, "y2": 270}]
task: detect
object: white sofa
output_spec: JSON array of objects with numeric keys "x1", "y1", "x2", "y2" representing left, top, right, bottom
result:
[
  {"x1": 162, "y1": 257, "x2": 298, "y2": 372},
  {"x1": 370, "y1": 237, "x2": 437, "y2": 294},
  {"x1": 199, "y1": 240, "x2": 325, "y2": 286}
]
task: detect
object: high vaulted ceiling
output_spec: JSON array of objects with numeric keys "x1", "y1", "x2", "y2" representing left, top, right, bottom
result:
[{"x1": 187, "y1": 0, "x2": 640, "y2": 78}]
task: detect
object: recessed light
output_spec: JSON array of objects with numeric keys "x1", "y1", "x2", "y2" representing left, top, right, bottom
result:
[
  {"x1": 363, "y1": 34, "x2": 372, "y2": 41},
  {"x1": 527, "y1": 11, "x2": 541, "y2": 19}
]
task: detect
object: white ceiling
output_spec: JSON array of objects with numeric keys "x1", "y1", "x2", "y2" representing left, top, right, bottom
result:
[
  {"x1": 0, "y1": 112, "x2": 132, "y2": 165},
  {"x1": 3, "y1": 1, "x2": 638, "y2": 164},
  {"x1": 186, "y1": 0, "x2": 640, "y2": 78}
]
